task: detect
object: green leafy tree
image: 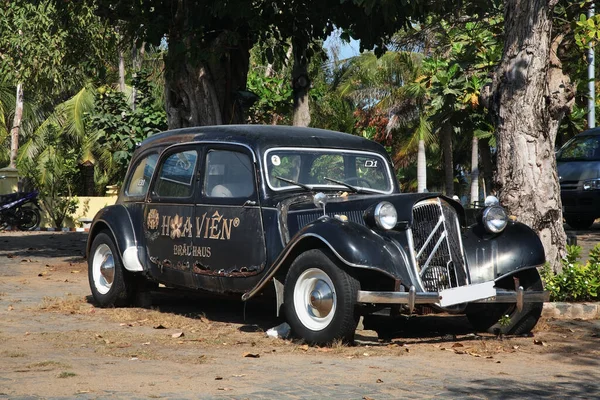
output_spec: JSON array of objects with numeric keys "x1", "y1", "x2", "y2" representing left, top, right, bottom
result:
[{"x1": 0, "y1": 0, "x2": 117, "y2": 169}]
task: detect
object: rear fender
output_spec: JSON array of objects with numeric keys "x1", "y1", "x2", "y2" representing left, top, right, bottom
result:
[
  {"x1": 463, "y1": 221, "x2": 545, "y2": 284},
  {"x1": 87, "y1": 205, "x2": 144, "y2": 272}
]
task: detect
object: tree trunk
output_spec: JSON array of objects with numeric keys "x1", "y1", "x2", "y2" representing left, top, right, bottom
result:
[
  {"x1": 163, "y1": 4, "x2": 251, "y2": 129},
  {"x1": 417, "y1": 139, "x2": 427, "y2": 193},
  {"x1": 492, "y1": 0, "x2": 574, "y2": 271},
  {"x1": 292, "y1": 45, "x2": 311, "y2": 127},
  {"x1": 9, "y1": 82, "x2": 23, "y2": 169},
  {"x1": 479, "y1": 137, "x2": 494, "y2": 197},
  {"x1": 119, "y1": 49, "x2": 126, "y2": 93},
  {"x1": 131, "y1": 42, "x2": 145, "y2": 110},
  {"x1": 470, "y1": 136, "x2": 479, "y2": 205},
  {"x1": 441, "y1": 123, "x2": 454, "y2": 196}
]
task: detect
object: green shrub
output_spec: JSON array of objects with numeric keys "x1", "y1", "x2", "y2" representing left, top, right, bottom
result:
[{"x1": 540, "y1": 244, "x2": 600, "y2": 302}]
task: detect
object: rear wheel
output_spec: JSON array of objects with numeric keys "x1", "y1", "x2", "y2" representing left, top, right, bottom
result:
[
  {"x1": 16, "y1": 207, "x2": 40, "y2": 231},
  {"x1": 466, "y1": 269, "x2": 543, "y2": 335},
  {"x1": 283, "y1": 249, "x2": 360, "y2": 345},
  {"x1": 88, "y1": 231, "x2": 134, "y2": 307}
]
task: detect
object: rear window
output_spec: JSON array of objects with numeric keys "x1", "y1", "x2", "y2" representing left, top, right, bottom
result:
[{"x1": 126, "y1": 153, "x2": 158, "y2": 196}]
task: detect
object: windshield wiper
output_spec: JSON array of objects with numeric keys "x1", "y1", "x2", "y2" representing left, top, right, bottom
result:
[
  {"x1": 274, "y1": 176, "x2": 313, "y2": 191},
  {"x1": 323, "y1": 177, "x2": 365, "y2": 194}
]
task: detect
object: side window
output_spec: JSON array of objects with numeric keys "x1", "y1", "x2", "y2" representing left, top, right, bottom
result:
[
  {"x1": 126, "y1": 153, "x2": 158, "y2": 196},
  {"x1": 153, "y1": 150, "x2": 198, "y2": 198},
  {"x1": 204, "y1": 150, "x2": 254, "y2": 198}
]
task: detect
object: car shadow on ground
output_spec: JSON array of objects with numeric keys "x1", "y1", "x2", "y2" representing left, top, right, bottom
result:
[{"x1": 0, "y1": 231, "x2": 87, "y2": 263}]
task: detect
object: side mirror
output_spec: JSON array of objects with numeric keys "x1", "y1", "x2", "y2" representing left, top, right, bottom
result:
[{"x1": 313, "y1": 192, "x2": 328, "y2": 216}]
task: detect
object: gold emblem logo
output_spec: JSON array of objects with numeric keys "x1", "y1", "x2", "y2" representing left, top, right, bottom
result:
[
  {"x1": 170, "y1": 214, "x2": 183, "y2": 239},
  {"x1": 147, "y1": 209, "x2": 160, "y2": 230}
]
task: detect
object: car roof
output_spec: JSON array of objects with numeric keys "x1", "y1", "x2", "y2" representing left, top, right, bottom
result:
[
  {"x1": 138, "y1": 125, "x2": 387, "y2": 154},
  {"x1": 577, "y1": 127, "x2": 600, "y2": 137}
]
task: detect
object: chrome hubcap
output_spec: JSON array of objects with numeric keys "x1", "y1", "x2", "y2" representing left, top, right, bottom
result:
[
  {"x1": 294, "y1": 268, "x2": 337, "y2": 331},
  {"x1": 100, "y1": 253, "x2": 115, "y2": 285},
  {"x1": 93, "y1": 243, "x2": 114, "y2": 295},
  {"x1": 309, "y1": 280, "x2": 334, "y2": 317}
]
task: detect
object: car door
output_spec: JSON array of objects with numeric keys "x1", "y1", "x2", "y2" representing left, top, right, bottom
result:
[
  {"x1": 143, "y1": 145, "x2": 199, "y2": 288},
  {"x1": 192, "y1": 144, "x2": 266, "y2": 293}
]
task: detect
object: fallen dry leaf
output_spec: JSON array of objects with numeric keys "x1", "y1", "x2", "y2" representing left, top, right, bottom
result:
[
  {"x1": 243, "y1": 353, "x2": 260, "y2": 358},
  {"x1": 153, "y1": 324, "x2": 166, "y2": 329},
  {"x1": 299, "y1": 344, "x2": 309, "y2": 351},
  {"x1": 376, "y1": 379, "x2": 383, "y2": 383},
  {"x1": 452, "y1": 343, "x2": 464, "y2": 348},
  {"x1": 217, "y1": 388, "x2": 231, "y2": 391},
  {"x1": 215, "y1": 376, "x2": 223, "y2": 380},
  {"x1": 171, "y1": 332, "x2": 184, "y2": 338},
  {"x1": 533, "y1": 339, "x2": 547, "y2": 346}
]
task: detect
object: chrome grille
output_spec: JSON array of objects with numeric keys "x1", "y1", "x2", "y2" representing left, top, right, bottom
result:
[
  {"x1": 411, "y1": 198, "x2": 468, "y2": 292},
  {"x1": 297, "y1": 210, "x2": 365, "y2": 230}
]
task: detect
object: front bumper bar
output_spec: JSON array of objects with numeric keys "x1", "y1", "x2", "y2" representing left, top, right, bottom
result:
[{"x1": 357, "y1": 284, "x2": 549, "y2": 313}]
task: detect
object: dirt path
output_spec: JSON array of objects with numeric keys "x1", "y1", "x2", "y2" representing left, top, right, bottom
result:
[{"x1": 1, "y1": 231, "x2": 600, "y2": 399}]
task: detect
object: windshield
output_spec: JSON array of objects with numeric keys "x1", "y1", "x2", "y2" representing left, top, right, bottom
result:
[
  {"x1": 264, "y1": 148, "x2": 394, "y2": 193},
  {"x1": 557, "y1": 135, "x2": 600, "y2": 161}
]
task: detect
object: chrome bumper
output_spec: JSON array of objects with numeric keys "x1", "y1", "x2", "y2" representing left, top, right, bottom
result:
[{"x1": 357, "y1": 284, "x2": 549, "y2": 313}]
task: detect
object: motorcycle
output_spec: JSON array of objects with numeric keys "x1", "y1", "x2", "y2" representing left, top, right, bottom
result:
[{"x1": 0, "y1": 190, "x2": 42, "y2": 231}]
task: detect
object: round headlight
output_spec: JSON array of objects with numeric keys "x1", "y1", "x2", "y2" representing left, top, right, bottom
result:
[
  {"x1": 482, "y1": 206, "x2": 508, "y2": 233},
  {"x1": 374, "y1": 202, "x2": 397, "y2": 230},
  {"x1": 484, "y1": 195, "x2": 500, "y2": 207}
]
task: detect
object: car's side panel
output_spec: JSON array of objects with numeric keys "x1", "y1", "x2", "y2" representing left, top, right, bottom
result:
[{"x1": 462, "y1": 221, "x2": 546, "y2": 284}]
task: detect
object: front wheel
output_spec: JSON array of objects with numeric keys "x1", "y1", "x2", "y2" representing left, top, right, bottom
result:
[
  {"x1": 466, "y1": 269, "x2": 543, "y2": 335},
  {"x1": 283, "y1": 249, "x2": 360, "y2": 345},
  {"x1": 16, "y1": 207, "x2": 41, "y2": 231},
  {"x1": 88, "y1": 231, "x2": 133, "y2": 307}
]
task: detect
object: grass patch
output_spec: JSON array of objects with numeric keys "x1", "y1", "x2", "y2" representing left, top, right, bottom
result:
[
  {"x1": 38, "y1": 295, "x2": 90, "y2": 313},
  {"x1": 20, "y1": 360, "x2": 70, "y2": 372},
  {"x1": 57, "y1": 371, "x2": 77, "y2": 378},
  {"x1": 3, "y1": 351, "x2": 27, "y2": 358}
]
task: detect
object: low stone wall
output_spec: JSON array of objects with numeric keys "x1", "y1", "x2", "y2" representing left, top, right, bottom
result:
[{"x1": 39, "y1": 196, "x2": 118, "y2": 229}]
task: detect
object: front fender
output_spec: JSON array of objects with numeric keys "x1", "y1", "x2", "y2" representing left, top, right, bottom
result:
[
  {"x1": 463, "y1": 221, "x2": 545, "y2": 284},
  {"x1": 242, "y1": 216, "x2": 412, "y2": 301},
  {"x1": 87, "y1": 205, "x2": 144, "y2": 272}
]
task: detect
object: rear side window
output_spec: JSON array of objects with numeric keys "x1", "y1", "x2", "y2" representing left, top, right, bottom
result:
[
  {"x1": 204, "y1": 150, "x2": 254, "y2": 198},
  {"x1": 126, "y1": 153, "x2": 158, "y2": 196},
  {"x1": 153, "y1": 150, "x2": 198, "y2": 198}
]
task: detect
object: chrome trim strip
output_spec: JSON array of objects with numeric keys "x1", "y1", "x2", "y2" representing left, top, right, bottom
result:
[
  {"x1": 356, "y1": 289, "x2": 549, "y2": 304},
  {"x1": 421, "y1": 230, "x2": 447, "y2": 271},
  {"x1": 416, "y1": 216, "x2": 443, "y2": 259}
]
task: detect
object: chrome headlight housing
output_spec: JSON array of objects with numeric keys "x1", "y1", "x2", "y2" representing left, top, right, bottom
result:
[
  {"x1": 482, "y1": 206, "x2": 508, "y2": 233},
  {"x1": 374, "y1": 201, "x2": 397, "y2": 230},
  {"x1": 364, "y1": 201, "x2": 398, "y2": 230}
]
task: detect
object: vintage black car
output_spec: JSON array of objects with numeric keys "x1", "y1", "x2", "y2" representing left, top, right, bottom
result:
[{"x1": 87, "y1": 125, "x2": 548, "y2": 344}]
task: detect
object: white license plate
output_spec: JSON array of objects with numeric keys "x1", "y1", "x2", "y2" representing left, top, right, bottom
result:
[{"x1": 438, "y1": 281, "x2": 496, "y2": 307}]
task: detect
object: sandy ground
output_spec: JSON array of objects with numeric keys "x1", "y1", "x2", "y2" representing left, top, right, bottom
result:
[{"x1": 1, "y1": 231, "x2": 600, "y2": 399}]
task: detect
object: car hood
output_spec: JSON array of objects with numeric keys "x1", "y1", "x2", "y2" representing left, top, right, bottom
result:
[
  {"x1": 278, "y1": 192, "x2": 463, "y2": 243},
  {"x1": 557, "y1": 161, "x2": 600, "y2": 182}
]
